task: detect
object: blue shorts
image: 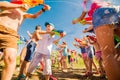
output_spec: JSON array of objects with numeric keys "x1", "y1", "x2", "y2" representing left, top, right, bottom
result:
[
  {"x1": 86, "y1": 46, "x2": 93, "y2": 58},
  {"x1": 24, "y1": 41, "x2": 37, "y2": 62},
  {"x1": 88, "y1": 52, "x2": 93, "y2": 59},
  {"x1": 87, "y1": 49, "x2": 93, "y2": 59},
  {"x1": 92, "y1": 7, "x2": 120, "y2": 29},
  {"x1": 62, "y1": 52, "x2": 67, "y2": 57}
]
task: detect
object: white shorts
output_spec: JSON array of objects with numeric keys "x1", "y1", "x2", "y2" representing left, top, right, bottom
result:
[{"x1": 28, "y1": 52, "x2": 52, "y2": 75}]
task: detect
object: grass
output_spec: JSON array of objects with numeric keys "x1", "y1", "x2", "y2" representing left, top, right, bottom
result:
[
  {"x1": 0, "y1": 54, "x2": 104, "y2": 80},
  {"x1": 53, "y1": 55, "x2": 99, "y2": 69}
]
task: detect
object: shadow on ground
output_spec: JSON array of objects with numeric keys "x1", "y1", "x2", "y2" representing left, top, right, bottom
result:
[{"x1": 0, "y1": 66, "x2": 107, "y2": 80}]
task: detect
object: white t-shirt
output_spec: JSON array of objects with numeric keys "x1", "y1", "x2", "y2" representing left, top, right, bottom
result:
[{"x1": 36, "y1": 34, "x2": 55, "y2": 56}]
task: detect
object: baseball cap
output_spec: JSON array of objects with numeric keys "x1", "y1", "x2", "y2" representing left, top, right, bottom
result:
[{"x1": 45, "y1": 22, "x2": 55, "y2": 28}]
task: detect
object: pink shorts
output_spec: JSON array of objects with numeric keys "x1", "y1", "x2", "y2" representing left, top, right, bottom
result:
[
  {"x1": 81, "y1": 53, "x2": 87, "y2": 59},
  {"x1": 70, "y1": 58, "x2": 74, "y2": 62},
  {"x1": 95, "y1": 51, "x2": 102, "y2": 60}
]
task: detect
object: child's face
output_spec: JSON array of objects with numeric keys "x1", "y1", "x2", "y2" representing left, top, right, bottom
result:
[
  {"x1": 46, "y1": 25, "x2": 54, "y2": 32},
  {"x1": 36, "y1": 26, "x2": 41, "y2": 31},
  {"x1": 37, "y1": 27, "x2": 41, "y2": 31}
]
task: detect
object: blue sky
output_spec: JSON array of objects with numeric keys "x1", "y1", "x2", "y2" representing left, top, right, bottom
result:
[{"x1": 3, "y1": 0, "x2": 120, "y2": 54}]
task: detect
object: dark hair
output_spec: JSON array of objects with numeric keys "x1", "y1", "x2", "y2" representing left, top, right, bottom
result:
[
  {"x1": 35, "y1": 25, "x2": 41, "y2": 30},
  {"x1": 45, "y1": 22, "x2": 50, "y2": 27},
  {"x1": 62, "y1": 41, "x2": 67, "y2": 44},
  {"x1": 45, "y1": 22, "x2": 54, "y2": 28},
  {"x1": 86, "y1": 35, "x2": 89, "y2": 37}
]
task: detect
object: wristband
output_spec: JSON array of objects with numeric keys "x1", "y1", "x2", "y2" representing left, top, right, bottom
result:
[{"x1": 41, "y1": 8, "x2": 45, "y2": 12}]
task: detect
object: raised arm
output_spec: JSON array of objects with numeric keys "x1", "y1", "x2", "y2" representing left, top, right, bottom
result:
[
  {"x1": 72, "y1": 11, "x2": 87, "y2": 24},
  {"x1": 57, "y1": 44, "x2": 66, "y2": 48},
  {"x1": 53, "y1": 36, "x2": 64, "y2": 45},
  {"x1": 27, "y1": 31, "x2": 32, "y2": 38},
  {"x1": 24, "y1": 4, "x2": 51, "y2": 18},
  {"x1": 38, "y1": 30, "x2": 51, "y2": 34},
  {"x1": 73, "y1": 43, "x2": 80, "y2": 47},
  {"x1": 72, "y1": 0, "x2": 88, "y2": 24},
  {"x1": 83, "y1": 25, "x2": 93, "y2": 33},
  {"x1": 87, "y1": 37, "x2": 94, "y2": 44}
]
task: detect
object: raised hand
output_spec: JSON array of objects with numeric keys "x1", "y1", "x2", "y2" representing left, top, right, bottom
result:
[{"x1": 43, "y1": 4, "x2": 51, "y2": 11}]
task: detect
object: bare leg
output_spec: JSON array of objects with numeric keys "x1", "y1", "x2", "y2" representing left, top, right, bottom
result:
[
  {"x1": 58, "y1": 60, "x2": 60, "y2": 69},
  {"x1": 0, "y1": 53, "x2": 4, "y2": 64},
  {"x1": 83, "y1": 57, "x2": 89, "y2": 72},
  {"x1": 45, "y1": 75, "x2": 50, "y2": 80},
  {"x1": 63, "y1": 57, "x2": 67, "y2": 69},
  {"x1": 0, "y1": 52, "x2": 3, "y2": 60},
  {"x1": 95, "y1": 25, "x2": 120, "y2": 80},
  {"x1": 1, "y1": 48, "x2": 17, "y2": 80},
  {"x1": 19, "y1": 61, "x2": 25, "y2": 75},
  {"x1": 27, "y1": 53, "x2": 42, "y2": 74},
  {"x1": 60, "y1": 57, "x2": 64, "y2": 70},
  {"x1": 98, "y1": 59, "x2": 105, "y2": 76},
  {"x1": 20, "y1": 47, "x2": 26, "y2": 68},
  {"x1": 88, "y1": 58, "x2": 92, "y2": 73},
  {"x1": 23, "y1": 61, "x2": 30, "y2": 75},
  {"x1": 92, "y1": 59, "x2": 99, "y2": 73}
]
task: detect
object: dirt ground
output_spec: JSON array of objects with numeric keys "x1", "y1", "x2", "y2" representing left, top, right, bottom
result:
[{"x1": 0, "y1": 66, "x2": 107, "y2": 80}]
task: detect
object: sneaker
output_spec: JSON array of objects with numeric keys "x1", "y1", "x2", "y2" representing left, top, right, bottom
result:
[{"x1": 16, "y1": 74, "x2": 26, "y2": 80}]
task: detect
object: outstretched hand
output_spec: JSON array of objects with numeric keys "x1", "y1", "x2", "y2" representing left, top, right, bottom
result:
[
  {"x1": 53, "y1": 40, "x2": 59, "y2": 45},
  {"x1": 21, "y1": 4, "x2": 30, "y2": 11},
  {"x1": 83, "y1": 30, "x2": 87, "y2": 33},
  {"x1": 72, "y1": 19, "x2": 78, "y2": 24},
  {"x1": 43, "y1": 4, "x2": 51, "y2": 11}
]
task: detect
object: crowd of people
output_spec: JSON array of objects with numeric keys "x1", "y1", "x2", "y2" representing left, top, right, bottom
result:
[{"x1": 0, "y1": 0, "x2": 120, "y2": 80}]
